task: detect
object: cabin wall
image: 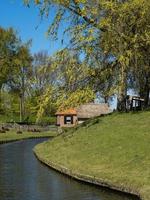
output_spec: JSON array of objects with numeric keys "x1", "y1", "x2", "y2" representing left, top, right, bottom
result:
[{"x1": 57, "y1": 115, "x2": 77, "y2": 127}]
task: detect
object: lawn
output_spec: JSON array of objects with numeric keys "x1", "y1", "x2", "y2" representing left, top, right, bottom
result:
[
  {"x1": 0, "y1": 131, "x2": 57, "y2": 143},
  {"x1": 34, "y1": 111, "x2": 150, "y2": 200}
]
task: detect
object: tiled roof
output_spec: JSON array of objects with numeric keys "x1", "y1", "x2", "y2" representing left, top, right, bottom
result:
[
  {"x1": 77, "y1": 103, "x2": 112, "y2": 118},
  {"x1": 55, "y1": 103, "x2": 112, "y2": 117},
  {"x1": 56, "y1": 108, "x2": 77, "y2": 115}
]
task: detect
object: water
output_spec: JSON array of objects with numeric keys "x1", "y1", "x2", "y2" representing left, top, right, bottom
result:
[{"x1": 0, "y1": 139, "x2": 139, "y2": 200}]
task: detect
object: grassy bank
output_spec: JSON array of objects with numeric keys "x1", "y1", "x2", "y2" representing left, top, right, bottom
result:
[
  {"x1": 0, "y1": 131, "x2": 57, "y2": 143},
  {"x1": 34, "y1": 111, "x2": 150, "y2": 200}
]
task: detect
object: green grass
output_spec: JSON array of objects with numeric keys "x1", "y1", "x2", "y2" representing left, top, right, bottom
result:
[
  {"x1": 34, "y1": 111, "x2": 150, "y2": 200},
  {"x1": 0, "y1": 131, "x2": 57, "y2": 143}
]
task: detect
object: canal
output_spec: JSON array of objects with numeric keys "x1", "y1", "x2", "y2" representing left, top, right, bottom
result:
[{"x1": 0, "y1": 138, "x2": 139, "y2": 200}]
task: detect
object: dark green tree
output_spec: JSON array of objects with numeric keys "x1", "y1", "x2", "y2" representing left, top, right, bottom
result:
[{"x1": 0, "y1": 27, "x2": 19, "y2": 112}]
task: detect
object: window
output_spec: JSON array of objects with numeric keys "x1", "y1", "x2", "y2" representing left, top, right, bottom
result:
[{"x1": 64, "y1": 116, "x2": 73, "y2": 124}]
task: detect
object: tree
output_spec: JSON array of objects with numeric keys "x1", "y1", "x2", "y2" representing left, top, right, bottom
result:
[
  {"x1": 32, "y1": 51, "x2": 51, "y2": 95},
  {"x1": 36, "y1": 49, "x2": 95, "y2": 122},
  {"x1": 0, "y1": 27, "x2": 19, "y2": 112},
  {"x1": 100, "y1": 0, "x2": 150, "y2": 109},
  {"x1": 8, "y1": 44, "x2": 32, "y2": 122},
  {"x1": 24, "y1": 0, "x2": 150, "y2": 111}
]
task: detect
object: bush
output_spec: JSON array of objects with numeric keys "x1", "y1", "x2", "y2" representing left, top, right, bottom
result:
[{"x1": 36, "y1": 116, "x2": 56, "y2": 126}]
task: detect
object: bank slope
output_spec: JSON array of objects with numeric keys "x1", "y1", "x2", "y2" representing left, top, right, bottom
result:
[{"x1": 34, "y1": 112, "x2": 150, "y2": 200}]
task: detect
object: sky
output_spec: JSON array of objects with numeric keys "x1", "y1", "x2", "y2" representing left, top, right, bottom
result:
[{"x1": 0, "y1": 0, "x2": 65, "y2": 55}]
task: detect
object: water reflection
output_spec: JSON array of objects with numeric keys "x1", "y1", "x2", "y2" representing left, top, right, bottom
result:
[{"x1": 0, "y1": 139, "x2": 139, "y2": 200}]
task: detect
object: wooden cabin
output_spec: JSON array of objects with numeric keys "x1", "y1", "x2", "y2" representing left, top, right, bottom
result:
[
  {"x1": 56, "y1": 109, "x2": 78, "y2": 127},
  {"x1": 56, "y1": 103, "x2": 112, "y2": 127}
]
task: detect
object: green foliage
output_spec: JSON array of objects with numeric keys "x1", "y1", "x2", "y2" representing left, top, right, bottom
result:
[
  {"x1": 100, "y1": 0, "x2": 150, "y2": 109},
  {"x1": 24, "y1": 0, "x2": 150, "y2": 111},
  {"x1": 34, "y1": 49, "x2": 96, "y2": 121},
  {"x1": 37, "y1": 116, "x2": 56, "y2": 125},
  {"x1": 0, "y1": 27, "x2": 19, "y2": 88},
  {"x1": 36, "y1": 86, "x2": 54, "y2": 123},
  {"x1": 2, "y1": 0, "x2": 150, "y2": 121},
  {"x1": 57, "y1": 87, "x2": 95, "y2": 111},
  {"x1": 0, "y1": 26, "x2": 33, "y2": 121}
]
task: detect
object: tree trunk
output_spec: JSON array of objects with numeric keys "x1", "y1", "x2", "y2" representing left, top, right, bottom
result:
[
  {"x1": 117, "y1": 21, "x2": 127, "y2": 112},
  {"x1": 117, "y1": 93, "x2": 126, "y2": 111},
  {"x1": 104, "y1": 96, "x2": 108, "y2": 104},
  {"x1": 140, "y1": 87, "x2": 149, "y2": 108},
  {"x1": 139, "y1": 75, "x2": 150, "y2": 108},
  {"x1": 0, "y1": 85, "x2": 3, "y2": 113},
  {"x1": 20, "y1": 94, "x2": 23, "y2": 122},
  {"x1": 20, "y1": 92, "x2": 25, "y2": 122},
  {"x1": 20, "y1": 67, "x2": 25, "y2": 122},
  {"x1": 117, "y1": 65, "x2": 127, "y2": 111}
]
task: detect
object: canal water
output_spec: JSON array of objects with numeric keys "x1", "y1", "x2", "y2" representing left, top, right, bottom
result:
[{"x1": 0, "y1": 138, "x2": 139, "y2": 200}]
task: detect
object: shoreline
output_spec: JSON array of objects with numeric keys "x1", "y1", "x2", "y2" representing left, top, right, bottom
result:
[
  {"x1": 0, "y1": 135, "x2": 55, "y2": 145},
  {"x1": 34, "y1": 150, "x2": 141, "y2": 200}
]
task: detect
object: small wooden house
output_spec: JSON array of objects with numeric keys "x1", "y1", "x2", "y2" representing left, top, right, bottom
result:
[
  {"x1": 56, "y1": 103, "x2": 112, "y2": 127},
  {"x1": 56, "y1": 109, "x2": 78, "y2": 127}
]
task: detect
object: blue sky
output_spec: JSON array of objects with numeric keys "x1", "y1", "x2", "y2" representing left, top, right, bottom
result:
[{"x1": 0, "y1": 0, "x2": 65, "y2": 55}]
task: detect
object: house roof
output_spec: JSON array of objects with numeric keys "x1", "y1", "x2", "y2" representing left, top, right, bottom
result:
[
  {"x1": 56, "y1": 108, "x2": 77, "y2": 115},
  {"x1": 56, "y1": 103, "x2": 112, "y2": 118},
  {"x1": 77, "y1": 103, "x2": 112, "y2": 119}
]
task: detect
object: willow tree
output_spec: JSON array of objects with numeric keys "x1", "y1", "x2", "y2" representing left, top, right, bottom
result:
[
  {"x1": 100, "y1": 0, "x2": 150, "y2": 110},
  {"x1": 24, "y1": 0, "x2": 150, "y2": 110},
  {"x1": 36, "y1": 49, "x2": 95, "y2": 122},
  {"x1": 24, "y1": 0, "x2": 115, "y2": 108}
]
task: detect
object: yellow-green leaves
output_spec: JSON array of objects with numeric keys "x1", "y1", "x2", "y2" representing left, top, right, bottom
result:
[
  {"x1": 58, "y1": 87, "x2": 95, "y2": 111},
  {"x1": 24, "y1": 0, "x2": 150, "y2": 111},
  {"x1": 34, "y1": 0, "x2": 40, "y2": 4},
  {"x1": 36, "y1": 86, "x2": 54, "y2": 123}
]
